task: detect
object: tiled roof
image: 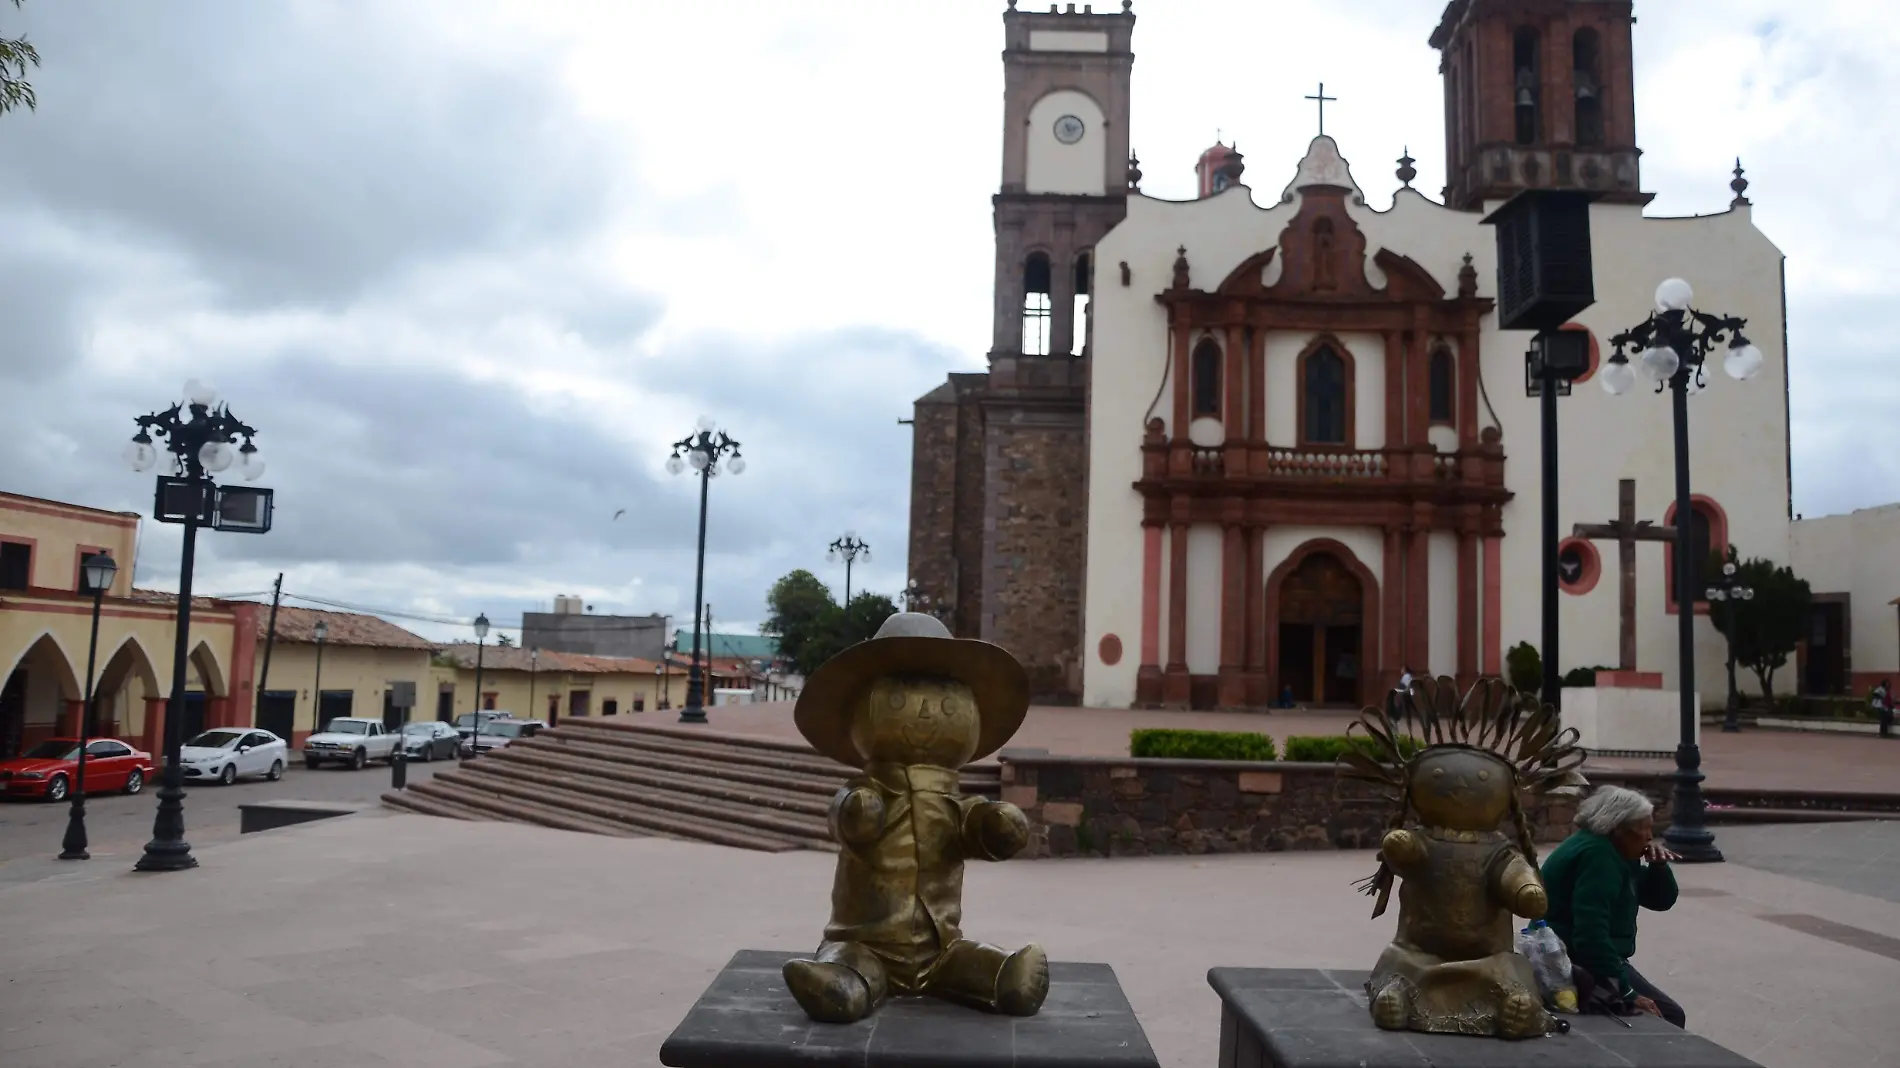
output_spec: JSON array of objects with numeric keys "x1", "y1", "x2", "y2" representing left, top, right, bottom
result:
[
  {"x1": 264, "y1": 606, "x2": 436, "y2": 650},
  {"x1": 128, "y1": 588, "x2": 224, "y2": 611},
  {"x1": 434, "y1": 644, "x2": 663, "y2": 676}
]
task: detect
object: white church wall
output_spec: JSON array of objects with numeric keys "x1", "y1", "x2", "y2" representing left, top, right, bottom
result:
[
  {"x1": 1792, "y1": 504, "x2": 1900, "y2": 678},
  {"x1": 1345, "y1": 331, "x2": 1387, "y2": 450},
  {"x1": 1262, "y1": 333, "x2": 1301, "y2": 445},
  {"x1": 1185, "y1": 525, "x2": 1224, "y2": 674},
  {"x1": 1024, "y1": 90, "x2": 1107, "y2": 196},
  {"x1": 1429, "y1": 532, "x2": 1457, "y2": 676}
]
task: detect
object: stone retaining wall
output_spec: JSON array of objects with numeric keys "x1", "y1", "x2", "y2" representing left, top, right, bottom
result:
[{"x1": 997, "y1": 754, "x2": 1674, "y2": 859}]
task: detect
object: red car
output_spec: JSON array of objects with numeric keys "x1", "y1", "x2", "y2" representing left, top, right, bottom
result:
[{"x1": 0, "y1": 738, "x2": 156, "y2": 802}]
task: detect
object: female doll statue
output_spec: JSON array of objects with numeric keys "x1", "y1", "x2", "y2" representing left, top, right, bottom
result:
[{"x1": 1338, "y1": 677, "x2": 1587, "y2": 1039}]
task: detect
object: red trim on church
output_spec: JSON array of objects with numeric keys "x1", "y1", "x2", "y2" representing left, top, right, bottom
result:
[{"x1": 1662, "y1": 495, "x2": 1729, "y2": 616}]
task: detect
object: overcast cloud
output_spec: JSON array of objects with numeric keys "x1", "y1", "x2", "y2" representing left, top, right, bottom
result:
[{"x1": 1, "y1": 0, "x2": 1894, "y2": 643}]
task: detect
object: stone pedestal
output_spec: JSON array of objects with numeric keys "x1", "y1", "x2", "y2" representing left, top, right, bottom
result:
[
  {"x1": 660, "y1": 949, "x2": 1160, "y2": 1068},
  {"x1": 1565, "y1": 687, "x2": 1699, "y2": 757},
  {"x1": 1210, "y1": 967, "x2": 1761, "y2": 1068}
]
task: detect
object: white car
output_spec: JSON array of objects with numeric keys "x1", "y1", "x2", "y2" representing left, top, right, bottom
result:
[
  {"x1": 180, "y1": 728, "x2": 289, "y2": 785},
  {"x1": 302, "y1": 717, "x2": 401, "y2": 770}
]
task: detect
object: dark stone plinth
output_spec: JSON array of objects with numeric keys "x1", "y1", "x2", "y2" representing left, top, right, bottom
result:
[
  {"x1": 238, "y1": 801, "x2": 360, "y2": 834},
  {"x1": 1209, "y1": 968, "x2": 1764, "y2": 1068},
  {"x1": 660, "y1": 949, "x2": 1160, "y2": 1068}
]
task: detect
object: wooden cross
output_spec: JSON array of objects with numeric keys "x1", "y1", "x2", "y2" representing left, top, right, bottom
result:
[
  {"x1": 1305, "y1": 82, "x2": 1337, "y2": 137},
  {"x1": 1571, "y1": 479, "x2": 1676, "y2": 672}
]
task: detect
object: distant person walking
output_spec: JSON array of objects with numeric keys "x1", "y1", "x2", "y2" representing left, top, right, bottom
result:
[{"x1": 1873, "y1": 680, "x2": 1892, "y2": 739}]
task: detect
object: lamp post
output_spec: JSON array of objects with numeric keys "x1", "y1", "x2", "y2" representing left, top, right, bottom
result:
[
  {"x1": 311, "y1": 618, "x2": 329, "y2": 738},
  {"x1": 528, "y1": 647, "x2": 539, "y2": 723},
  {"x1": 468, "y1": 613, "x2": 489, "y2": 757},
  {"x1": 59, "y1": 551, "x2": 119, "y2": 861},
  {"x1": 904, "y1": 577, "x2": 936, "y2": 616},
  {"x1": 1605, "y1": 277, "x2": 1765, "y2": 864},
  {"x1": 665, "y1": 417, "x2": 745, "y2": 724},
  {"x1": 124, "y1": 379, "x2": 269, "y2": 874},
  {"x1": 828, "y1": 533, "x2": 871, "y2": 606},
  {"x1": 1708, "y1": 561, "x2": 1755, "y2": 733}
]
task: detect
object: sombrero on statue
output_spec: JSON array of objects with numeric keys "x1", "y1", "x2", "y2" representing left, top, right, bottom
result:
[{"x1": 793, "y1": 612, "x2": 1030, "y2": 768}]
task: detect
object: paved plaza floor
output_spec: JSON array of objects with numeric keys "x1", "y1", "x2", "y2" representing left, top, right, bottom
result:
[{"x1": 1, "y1": 810, "x2": 1895, "y2": 1067}]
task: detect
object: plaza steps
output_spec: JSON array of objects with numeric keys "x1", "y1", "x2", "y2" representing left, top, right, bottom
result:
[
  {"x1": 1700, "y1": 786, "x2": 1900, "y2": 827},
  {"x1": 381, "y1": 718, "x2": 1003, "y2": 852}
]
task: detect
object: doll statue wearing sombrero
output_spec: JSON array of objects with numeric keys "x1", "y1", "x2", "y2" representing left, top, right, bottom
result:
[
  {"x1": 782, "y1": 612, "x2": 1050, "y2": 1024},
  {"x1": 1338, "y1": 676, "x2": 1588, "y2": 1039}
]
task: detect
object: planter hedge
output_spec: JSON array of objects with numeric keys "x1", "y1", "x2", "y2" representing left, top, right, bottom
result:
[
  {"x1": 1128, "y1": 729, "x2": 1276, "y2": 761},
  {"x1": 1282, "y1": 734, "x2": 1424, "y2": 763}
]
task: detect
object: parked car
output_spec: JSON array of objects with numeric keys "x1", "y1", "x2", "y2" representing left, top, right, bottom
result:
[
  {"x1": 303, "y1": 718, "x2": 401, "y2": 770},
  {"x1": 0, "y1": 738, "x2": 156, "y2": 802},
  {"x1": 460, "y1": 718, "x2": 535, "y2": 757},
  {"x1": 453, "y1": 711, "x2": 514, "y2": 740},
  {"x1": 399, "y1": 721, "x2": 461, "y2": 761},
  {"x1": 181, "y1": 728, "x2": 289, "y2": 785}
]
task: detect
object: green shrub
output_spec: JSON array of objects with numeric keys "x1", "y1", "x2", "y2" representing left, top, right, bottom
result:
[
  {"x1": 1506, "y1": 642, "x2": 1543, "y2": 694},
  {"x1": 1284, "y1": 734, "x2": 1423, "y2": 763},
  {"x1": 1129, "y1": 728, "x2": 1276, "y2": 761},
  {"x1": 1561, "y1": 665, "x2": 1618, "y2": 688}
]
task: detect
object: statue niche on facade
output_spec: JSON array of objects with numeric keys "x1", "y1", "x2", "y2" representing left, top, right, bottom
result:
[
  {"x1": 1338, "y1": 676, "x2": 1587, "y2": 1039},
  {"x1": 782, "y1": 612, "x2": 1049, "y2": 1024}
]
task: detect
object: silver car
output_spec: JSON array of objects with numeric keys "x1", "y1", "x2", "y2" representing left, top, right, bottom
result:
[{"x1": 399, "y1": 721, "x2": 461, "y2": 762}]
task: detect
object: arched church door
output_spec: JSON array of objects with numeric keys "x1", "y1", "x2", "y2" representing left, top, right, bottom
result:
[{"x1": 1275, "y1": 552, "x2": 1363, "y2": 706}]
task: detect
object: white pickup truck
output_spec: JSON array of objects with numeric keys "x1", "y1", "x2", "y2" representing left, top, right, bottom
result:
[{"x1": 302, "y1": 718, "x2": 402, "y2": 770}]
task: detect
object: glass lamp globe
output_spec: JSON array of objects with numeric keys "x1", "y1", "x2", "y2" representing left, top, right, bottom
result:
[
  {"x1": 1600, "y1": 358, "x2": 1637, "y2": 396},
  {"x1": 199, "y1": 440, "x2": 236, "y2": 472},
  {"x1": 695, "y1": 414, "x2": 717, "y2": 433},
  {"x1": 665, "y1": 454, "x2": 685, "y2": 476},
  {"x1": 82, "y1": 552, "x2": 118, "y2": 593},
  {"x1": 1685, "y1": 370, "x2": 1705, "y2": 397},
  {"x1": 1742, "y1": 588, "x2": 1755, "y2": 601},
  {"x1": 688, "y1": 450, "x2": 709, "y2": 471},
  {"x1": 238, "y1": 444, "x2": 266, "y2": 481},
  {"x1": 1723, "y1": 561, "x2": 1738, "y2": 577},
  {"x1": 182, "y1": 378, "x2": 219, "y2": 407},
  {"x1": 123, "y1": 437, "x2": 158, "y2": 471},
  {"x1": 726, "y1": 455, "x2": 745, "y2": 475},
  {"x1": 313, "y1": 619, "x2": 328, "y2": 643},
  {"x1": 1654, "y1": 278, "x2": 1694, "y2": 312},
  {"x1": 1706, "y1": 587, "x2": 1722, "y2": 601},
  {"x1": 1725, "y1": 341, "x2": 1764, "y2": 381},
  {"x1": 473, "y1": 613, "x2": 491, "y2": 640},
  {"x1": 1639, "y1": 344, "x2": 1680, "y2": 384}
]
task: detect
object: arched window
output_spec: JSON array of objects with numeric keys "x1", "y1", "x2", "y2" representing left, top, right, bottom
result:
[
  {"x1": 1191, "y1": 338, "x2": 1222, "y2": 417},
  {"x1": 1302, "y1": 344, "x2": 1349, "y2": 446},
  {"x1": 1513, "y1": 28, "x2": 1542, "y2": 146},
  {"x1": 1022, "y1": 253, "x2": 1052, "y2": 356},
  {"x1": 1428, "y1": 348, "x2": 1455, "y2": 424},
  {"x1": 1573, "y1": 28, "x2": 1604, "y2": 147},
  {"x1": 1664, "y1": 499, "x2": 1727, "y2": 612},
  {"x1": 1072, "y1": 251, "x2": 1092, "y2": 357}
]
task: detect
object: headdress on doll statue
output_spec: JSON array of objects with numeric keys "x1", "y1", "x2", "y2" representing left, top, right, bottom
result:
[{"x1": 1338, "y1": 676, "x2": 1588, "y2": 1039}]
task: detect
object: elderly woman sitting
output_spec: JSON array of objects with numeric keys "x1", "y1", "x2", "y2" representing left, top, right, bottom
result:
[{"x1": 1540, "y1": 785, "x2": 1685, "y2": 1027}]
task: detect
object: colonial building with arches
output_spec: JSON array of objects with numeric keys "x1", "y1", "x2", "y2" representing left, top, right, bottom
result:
[{"x1": 907, "y1": 1, "x2": 1899, "y2": 709}]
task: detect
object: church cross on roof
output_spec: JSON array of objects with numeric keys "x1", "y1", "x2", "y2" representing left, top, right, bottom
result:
[{"x1": 1304, "y1": 82, "x2": 1338, "y2": 137}]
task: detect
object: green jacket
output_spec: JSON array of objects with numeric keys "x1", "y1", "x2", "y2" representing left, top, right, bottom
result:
[{"x1": 1539, "y1": 830, "x2": 1678, "y2": 994}]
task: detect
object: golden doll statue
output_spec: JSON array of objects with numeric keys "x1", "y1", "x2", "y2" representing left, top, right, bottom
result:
[
  {"x1": 1338, "y1": 677, "x2": 1587, "y2": 1039},
  {"x1": 782, "y1": 612, "x2": 1050, "y2": 1024}
]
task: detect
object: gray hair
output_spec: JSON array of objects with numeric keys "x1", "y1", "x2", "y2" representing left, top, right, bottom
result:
[{"x1": 1575, "y1": 786, "x2": 1655, "y2": 836}]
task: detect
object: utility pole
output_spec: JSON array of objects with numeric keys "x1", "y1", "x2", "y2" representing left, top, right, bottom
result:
[{"x1": 253, "y1": 574, "x2": 284, "y2": 725}]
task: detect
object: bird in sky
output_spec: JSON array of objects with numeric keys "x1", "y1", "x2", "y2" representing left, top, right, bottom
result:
[{"x1": 612, "y1": 509, "x2": 626, "y2": 521}]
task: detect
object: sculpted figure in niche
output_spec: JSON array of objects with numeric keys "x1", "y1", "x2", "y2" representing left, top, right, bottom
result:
[
  {"x1": 782, "y1": 612, "x2": 1048, "y2": 1023},
  {"x1": 1339, "y1": 677, "x2": 1588, "y2": 1039}
]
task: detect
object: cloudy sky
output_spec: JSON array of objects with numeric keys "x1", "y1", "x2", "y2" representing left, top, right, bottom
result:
[{"x1": 2, "y1": 0, "x2": 1893, "y2": 644}]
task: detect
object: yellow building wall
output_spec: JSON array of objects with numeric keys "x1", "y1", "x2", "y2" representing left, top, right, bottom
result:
[
  {"x1": 251, "y1": 642, "x2": 435, "y2": 739},
  {"x1": 0, "y1": 495, "x2": 141, "y2": 597},
  {"x1": 428, "y1": 663, "x2": 685, "y2": 722}
]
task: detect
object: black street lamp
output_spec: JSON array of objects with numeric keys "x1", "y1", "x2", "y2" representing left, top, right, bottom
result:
[
  {"x1": 904, "y1": 577, "x2": 938, "y2": 617},
  {"x1": 311, "y1": 618, "x2": 329, "y2": 738},
  {"x1": 60, "y1": 551, "x2": 119, "y2": 861},
  {"x1": 1708, "y1": 561, "x2": 1755, "y2": 733},
  {"x1": 828, "y1": 533, "x2": 871, "y2": 606},
  {"x1": 665, "y1": 417, "x2": 745, "y2": 725},
  {"x1": 467, "y1": 613, "x2": 489, "y2": 758},
  {"x1": 125, "y1": 379, "x2": 271, "y2": 874},
  {"x1": 1607, "y1": 278, "x2": 1766, "y2": 864}
]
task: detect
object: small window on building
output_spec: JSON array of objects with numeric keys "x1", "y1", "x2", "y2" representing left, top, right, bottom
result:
[
  {"x1": 1072, "y1": 251, "x2": 1092, "y2": 357},
  {"x1": 1573, "y1": 28, "x2": 1604, "y2": 147},
  {"x1": 0, "y1": 541, "x2": 30, "y2": 591},
  {"x1": 602, "y1": 699, "x2": 619, "y2": 717},
  {"x1": 1303, "y1": 345, "x2": 1348, "y2": 445},
  {"x1": 1022, "y1": 253, "x2": 1052, "y2": 356},
  {"x1": 632, "y1": 697, "x2": 645, "y2": 712},
  {"x1": 1514, "y1": 28, "x2": 1542, "y2": 146},
  {"x1": 482, "y1": 692, "x2": 497, "y2": 711},
  {"x1": 1428, "y1": 348, "x2": 1455, "y2": 424},
  {"x1": 1191, "y1": 338, "x2": 1223, "y2": 417}
]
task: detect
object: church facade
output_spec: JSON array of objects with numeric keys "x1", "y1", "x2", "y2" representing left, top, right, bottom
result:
[{"x1": 907, "y1": 0, "x2": 1899, "y2": 709}]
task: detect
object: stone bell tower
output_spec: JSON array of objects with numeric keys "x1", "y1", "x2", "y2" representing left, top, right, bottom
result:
[
  {"x1": 907, "y1": 2, "x2": 1136, "y2": 704},
  {"x1": 1431, "y1": 0, "x2": 1650, "y2": 211}
]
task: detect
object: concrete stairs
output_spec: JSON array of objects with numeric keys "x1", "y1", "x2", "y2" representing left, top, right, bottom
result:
[{"x1": 382, "y1": 718, "x2": 1003, "y2": 852}]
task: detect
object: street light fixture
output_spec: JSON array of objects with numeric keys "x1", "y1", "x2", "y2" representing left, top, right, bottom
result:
[
  {"x1": 1606, "y1": 278, "x2": 1765, "y2": 864},
  {"x1": 827, "y1": 533, "x2": 871, "y2": 606},
  {"x1": 311, "y1": 618, "x2": 329, "y2": 737},
  {"x1": 665, "y1": 416, "x2": 744, "y2": 725},
  {"x1": 468, "y1": 613, "x2": 490, "y2": 757},
  {"x1": 1708, "y1": 562, "x2": 1756, "y2": 734},
  {"x1": 127, "y1": 379, "x2": 271, "y2": 874},
  {"x1": 59, "y1": 551, "x2": 119, "y2": 861}
]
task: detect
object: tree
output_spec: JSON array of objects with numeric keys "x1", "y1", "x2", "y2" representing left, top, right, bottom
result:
[
  {"x1": 795, "y1": 591, "x2": 902, "y2": 676},
  {"x1": 1505, "y1": 641, "x2": 1542, "y2": 694},
  {"x1": 1707, "y1": 545, "x2": 1811, "y2": 706},
  {"x1": 1, "y1": 1, "x2": 38, "y2": 116},
  {"x1": 495, "y1": 633, "x2": 514, "y2": 648},
  {"x1": 762, "y1": 569, "x2": 837, "y2": 675}
]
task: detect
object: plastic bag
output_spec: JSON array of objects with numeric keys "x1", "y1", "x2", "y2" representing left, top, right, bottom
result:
[{"x1": 1517, "y1": 920, "x2": 1579, "y2": 1013}]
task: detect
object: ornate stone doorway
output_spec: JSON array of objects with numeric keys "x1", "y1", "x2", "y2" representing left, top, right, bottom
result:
[{"x1": 1273, "y1": 552, "x2": 1365, "y2": 706}]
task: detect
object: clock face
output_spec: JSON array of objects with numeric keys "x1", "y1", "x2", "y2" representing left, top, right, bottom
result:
[{"x1": 1053, "y1": 114, "x2": 1086, "y2": 145}]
